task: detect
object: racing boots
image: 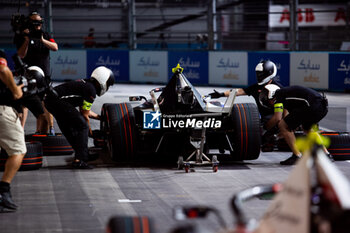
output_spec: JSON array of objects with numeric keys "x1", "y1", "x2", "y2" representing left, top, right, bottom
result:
[{"x1": 280, "y1": 154, "x2": 301, "y2": 165}]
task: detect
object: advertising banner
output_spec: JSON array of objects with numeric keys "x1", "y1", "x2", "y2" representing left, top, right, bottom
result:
[
  {"x1": 3, "y1": 49, "x2": 17, "y2": 71},
  {"x1": 248, "y1": 52, "x2": 290, "y2": 86},
  {"x1": 50, "y1": 50, "x2": 86, "y2": 81},
  {"x1": 87, "y1": 50, "x2": 129, "y2": 82},
  {"x1": 290, "y1": 52, "x2": 329, "y2": 89},
  {"x1": 329, "y1": 53, "x2": 350, "y2": 91},
  {"x1": 168, "y1": 51, "x2": 208, "y2": 84},
  {"x1": 208, "y1": 52, "x2": 248, "y2": 86},
  {"x1": 269, "y1": 4, "x2": 347, "y2": 28},
  {"x1": 129, "y1": 51, "x2": 168, "y2": 83}
]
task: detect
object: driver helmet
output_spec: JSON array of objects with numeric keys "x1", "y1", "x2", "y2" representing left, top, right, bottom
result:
[
  {"x1": 90, "y1": 66, "x2": 114, "y2": 96},
  {"x1": 256, "y1": 60, "x2": 277, "y2": 85},
  {"x1": 259, "y1": 84, "x2": 280, "y2": 108},
  {"x1": 26, "y1": 66, "x2": 45, "y2": 88}
]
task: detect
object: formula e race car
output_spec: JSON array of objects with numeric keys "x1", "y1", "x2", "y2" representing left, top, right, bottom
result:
[{"x1": 97, "y1": 64, "x2": 261, "y2": 168}]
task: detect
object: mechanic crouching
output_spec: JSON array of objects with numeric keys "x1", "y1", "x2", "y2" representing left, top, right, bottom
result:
[
  {"x1": 260, "y1": 84, "x2": 333, "y2": 165},
  {"x1": 44, "y1": 66, "x2": 114, "y2": 169}
]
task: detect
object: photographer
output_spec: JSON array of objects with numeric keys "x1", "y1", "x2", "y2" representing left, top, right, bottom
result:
[
  {"x1": 14, "y1": 11, "x2": 58, "y2": 135},
  {"x1": 0, "y1": 50, "x2": 26, "y2": 212}
]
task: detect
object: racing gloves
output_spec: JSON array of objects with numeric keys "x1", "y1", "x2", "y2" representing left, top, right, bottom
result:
[{"x1": 208, "y1": 89, "x2": 225, "y2": 99}]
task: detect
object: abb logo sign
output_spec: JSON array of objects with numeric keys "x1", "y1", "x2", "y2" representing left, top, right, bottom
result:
[
  {"x1": 279, "y1": 8, "x2": 346, "y2": 23},
  {"x1": 269, "y1": 5, "x2": 346, "y2": 28}
]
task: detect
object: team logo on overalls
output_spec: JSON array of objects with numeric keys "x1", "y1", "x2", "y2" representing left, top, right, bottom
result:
[{"x1": 143, "y1": 111, "x2": 161, "y2": 129}]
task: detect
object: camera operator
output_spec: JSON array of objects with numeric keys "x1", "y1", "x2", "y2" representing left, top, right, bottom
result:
[
  {"x1": 14, "y1": 11, "x2": 58, "y2": 135},
  {"x1": 0, "y1": 50, "x2": 26, "y2": 212}
]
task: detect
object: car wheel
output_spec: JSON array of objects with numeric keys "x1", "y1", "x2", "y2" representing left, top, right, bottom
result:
[
  {"x1": 107, "y1": 216, "x2": 153, "y2": 233},
  {"x1": 321, "y1": 132, "x2": 350, "y2": 160},
  {"x1": 103, "y1": 103, "x2": 137, "y2": 162},
  {"x1": 229, "y1": 103, "x2": 261, "y2": 160},
  {"x1": 25, "y1": 133, "x2": 74, "y2": 156},
  {"x1": 0, "y1": 141, "x2": 43, "y2": 171}
]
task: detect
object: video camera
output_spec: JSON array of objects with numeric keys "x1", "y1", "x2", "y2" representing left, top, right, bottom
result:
[
  {"x1": 11, "y1": 13, "x2": 29, "y2": 34},
  {"x1": 11, "y1": 13, "x2": 44, "y2": 38}
]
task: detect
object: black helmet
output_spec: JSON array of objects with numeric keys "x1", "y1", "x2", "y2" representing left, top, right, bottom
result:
[
  {"x1": 259, "y1": 84, "x2": 280, "y2": 109},
  {"x1": 256, "y1": 60, "x2": 277, "y2": 85},
  {"x1": 90, "y1": 66, "x2": 115, "y2": 96}
]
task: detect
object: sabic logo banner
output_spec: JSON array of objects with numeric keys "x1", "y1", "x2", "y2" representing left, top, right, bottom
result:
[
  {"x1": 290, "y1": 52, "x2": 329, "y2": 89},
  {"x1": 208, "y1": 51, "x2": 248, "y2": 86},
  {"x1": 329, "y1": 53, "x2": 350, "y2": 91},
  {"x1": 130, "y1": 51, "x2": 168, "y2": 83},
  {"x1": 50, "y1": 50, "x2": 87, "y2": 81}
]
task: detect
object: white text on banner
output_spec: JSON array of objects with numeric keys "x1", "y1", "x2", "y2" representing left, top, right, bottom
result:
[
  {"x1": 290, "y1": 52, "x2": 329, "y2": 89},
  {"x1": 129, "y1": 51, "x2": 168, "y2": 83},
  {"x1": 209, "y1": 52, "x2": 248, "y2": 86}
]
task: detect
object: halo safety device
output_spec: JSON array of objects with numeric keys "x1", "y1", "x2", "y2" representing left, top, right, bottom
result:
[
  {"x1": 90, "y1": 66, "x2": 115, "y2": 96},
  {"x1": 256, "y1": 60, "x2": 277, "y2": 86},
  {"x1": 259, "y1": 84, "x2": 280, "y2": 109}
]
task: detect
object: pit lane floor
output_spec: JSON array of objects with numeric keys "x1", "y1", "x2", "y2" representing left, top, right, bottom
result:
[{"x1": 1, "y1": 84, "x2": 350, "y2": 233}]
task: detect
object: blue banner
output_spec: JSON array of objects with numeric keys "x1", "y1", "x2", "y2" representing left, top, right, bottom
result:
[
  {"x1": 248, "y1": 52, "x2": 290, "y2": 87},
  {"x1": 329, "y1": 53, "x2": 350, "y2": 91},
  {"x1": 168, "y1": 51, "x2": 208, "y2": 85},
  {"x1": 3, "y1": 49, "x2": 17, "y2": 72},
  {"x1": 87, "y1": 50, "x2": 129, "y2": 82}
]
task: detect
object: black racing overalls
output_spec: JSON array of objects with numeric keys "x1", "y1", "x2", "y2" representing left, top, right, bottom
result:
[
  {"x1": 274, "y1": 85, "x2": 328, "y2": 131},
  {"x1": 44, "y1": 79, "x2": 96, "y2": 162}
]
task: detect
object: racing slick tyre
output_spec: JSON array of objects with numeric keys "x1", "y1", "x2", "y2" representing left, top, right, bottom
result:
[
  {"x1": 0, "y1": 142, "x2": 43, "y2": 171},
  {"x1": 106, "y1": 216, "x2": 154, "y2": 233},
  {"x1": 25, "y1": 133, "x2": 74, "y2": 156},
  {"x1": 321, "y1": 132, "x2": 350, "y2": 160},
  {"x1": 229, "y1": 103, "x2": 261, "y2": 160},
  {"x1": 91, "y1": 129, "x2": 106, "y2": 148},
  {"x1": 101, "y1": 103, "x2": 137, "y2": 162}
]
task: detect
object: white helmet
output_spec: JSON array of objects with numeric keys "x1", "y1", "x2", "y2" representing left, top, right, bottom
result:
[
  {"x1": 256, "y1": 60, "x2": 277, "y2": 85},
  {"x1": 90, "y1": 66, "x2": 114, "y2": 96},
  {"x1": 26, "y1": 66, "x2": 46, "y2": 88},
  {"x1": 259, "y1": 84, "x2": 280, "y2": 108},
  {"x1": 27, "y1": 66, "x2": 45, "y2": 78}
]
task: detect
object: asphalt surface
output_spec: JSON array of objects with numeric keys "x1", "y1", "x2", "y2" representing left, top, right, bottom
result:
[{"x1": 1, "y1": 83, "x2": 350, "y2": 233}]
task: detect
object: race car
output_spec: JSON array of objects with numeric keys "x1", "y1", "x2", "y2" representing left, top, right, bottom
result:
[{"x1": 98, "y1": 64, "x2": 262, "y2": 165}]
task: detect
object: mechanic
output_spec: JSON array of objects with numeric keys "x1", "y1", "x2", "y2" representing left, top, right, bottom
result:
[
  {"x1": 209, "y1": 60, "x2": 287, "y2": 150},
  {"x1": 209, "y1": 60, "x2": 284, "y2": 128},
  {"x1": 14, "y1": 11, "x2": 58, "y2": 135},
  {"x1": 260, "y1": 84, "x2": 333, "y2": 165},
  {"x1": 44, "y1": 66, "x2": 114, "y2": 169},
  {"x1": 0, "y1": 50, "x2": 26, "y2": 211}
]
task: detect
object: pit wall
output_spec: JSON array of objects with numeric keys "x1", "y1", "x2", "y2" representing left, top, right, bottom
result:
[{"x1": 3, "y1": 49, "x2": 350, "y2": 92}]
